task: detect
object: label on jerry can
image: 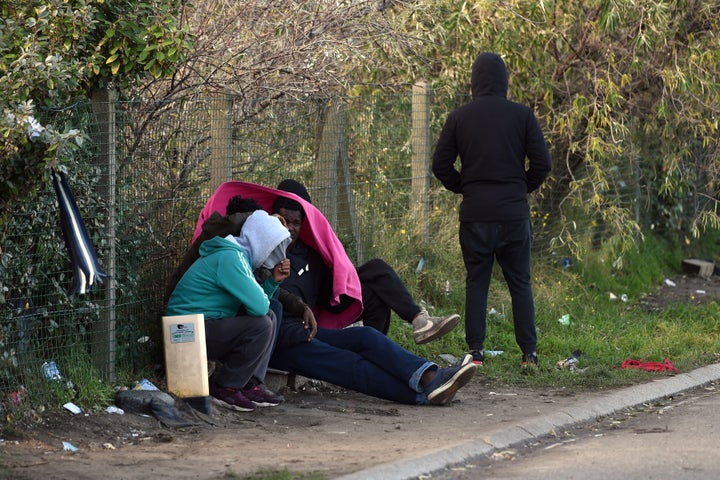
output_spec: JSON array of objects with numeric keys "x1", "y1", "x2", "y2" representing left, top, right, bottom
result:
[{"x1": 170, "y1": 323, "x2": 196, "y2": 343}]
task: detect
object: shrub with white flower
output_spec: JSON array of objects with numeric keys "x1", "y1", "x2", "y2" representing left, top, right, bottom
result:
[{"x1": 24, "y1": 115, "x2": 45, "y2": 141}]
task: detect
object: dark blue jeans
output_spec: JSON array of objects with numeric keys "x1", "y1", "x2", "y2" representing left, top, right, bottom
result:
[
  {"x1": 459, "y1": 220, "x2": 537, "y2": 354},
  {"x1": 270, "y1": 326, "x2": 433, "y2": 404}
]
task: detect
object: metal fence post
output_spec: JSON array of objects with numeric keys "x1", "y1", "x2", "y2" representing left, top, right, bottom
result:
[
  {"x1": 90, "y1": 88, "x2": 117, "y2": 382},
  {"x1": 210, "y1": 94, "x2": 233, "y2": 192},
  {"x1": 411, "y1": 80, "x2": 431, "y2": 243},
  {"x1": 314, "y1": 100, "x2": 363, "y2": 263}
]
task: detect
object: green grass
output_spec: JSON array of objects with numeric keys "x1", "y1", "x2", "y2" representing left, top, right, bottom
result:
[
  {"x1": 62, "y1": 351, "x2": 116, "y2": 410},
  {"x1": 16, "y1": 346, "x2": 115, "y2": 412},
  {"x1": 386, "y1": 230, "x2": 720, "y2": 391},
  {"x1": 221, "y1": 469, "x2": 328, "y2": 480}
]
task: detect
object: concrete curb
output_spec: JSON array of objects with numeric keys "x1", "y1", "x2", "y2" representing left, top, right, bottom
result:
[{"x1": 336, "y1": 363, "x2": 720, "y2": 480}]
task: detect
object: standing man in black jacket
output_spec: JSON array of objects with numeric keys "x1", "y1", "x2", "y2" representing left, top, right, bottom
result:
[{"x1": 432, "y1": 52, "x2": 551, "y2": 368}]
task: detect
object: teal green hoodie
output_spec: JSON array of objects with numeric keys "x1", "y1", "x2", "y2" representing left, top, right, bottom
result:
[{"x1": 166, "y1": 235, "x2": 278, "y2": 319}]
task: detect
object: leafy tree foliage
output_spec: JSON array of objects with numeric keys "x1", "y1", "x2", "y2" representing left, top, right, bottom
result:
[
  {"x1": 0, "y1": 0, "x2": 192, "y2": 214},
  {"x1": 381, "y1": 0, "x2": 720, "y2": 257}
]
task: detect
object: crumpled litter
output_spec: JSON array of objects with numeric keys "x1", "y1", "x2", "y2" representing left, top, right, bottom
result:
[
  {"x1": 115, "y1": 389, "x2": 200, "y2": 428},
  {"x1": 63, "y1": 402, "x2": 82, "y2": 414},
  {"x1": 62, "y1": 441, "x2": 78, "y2": 452},
  {"x1": 556, "y1": 350, "x2": 583, "y2": 370}
]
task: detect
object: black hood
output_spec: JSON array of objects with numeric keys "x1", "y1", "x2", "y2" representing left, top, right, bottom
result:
[{"x1": 471, "y1": 52, "x2": 508, "y2": 98}]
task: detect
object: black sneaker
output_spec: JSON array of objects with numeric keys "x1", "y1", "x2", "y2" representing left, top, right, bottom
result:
[
  {"x1": 456, "y1": 354, "x2": 473, "y2": 367},
  {"x1": 470, "y1": 349, "x2": 484, "y2": 366},
  {"x1": 424, "y1": 363, "x2": 477, "y2": 406},
  {"x1": 521, "y1": 352, "x2": 538, "y2": 368}
]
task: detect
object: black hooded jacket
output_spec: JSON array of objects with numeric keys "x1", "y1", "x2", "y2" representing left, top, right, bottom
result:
[{"x1": 432, "y1": 52, "x2": 551, "y2": 222}]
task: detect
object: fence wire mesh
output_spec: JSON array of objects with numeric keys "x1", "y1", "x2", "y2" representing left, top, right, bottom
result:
[{"x1": 0, "y1": 88, "x2": 705, "y2": 411}]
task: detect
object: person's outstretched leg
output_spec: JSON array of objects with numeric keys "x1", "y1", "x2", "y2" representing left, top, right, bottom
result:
[
  {"x1": 316, "y1": 327, "x2": 477, "y2": 405},
  {"x1": 358, "y1": 258, "x2": 460, "y2": 343},
  {"x1": 316, "y1": 327, "x2": 430, "y2": 383},
  {"x1": 357, "y1": 258, "x2": 415, "y2": 333},
  {"x1": 271, "y1": 326, "x2": 477, "y2": 405},
  {"x1": 270, "y1": 329, "x2": 424, "y2": 404}
]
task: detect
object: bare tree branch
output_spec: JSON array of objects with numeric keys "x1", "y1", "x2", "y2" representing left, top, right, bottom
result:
[{"x1": 140, "y1": 0, "x2": 426, "y2": 104}]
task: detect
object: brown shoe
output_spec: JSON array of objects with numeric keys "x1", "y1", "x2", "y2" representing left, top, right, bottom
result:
[{"x1": 412, "y1": 310, "x2": 461, "y2": 344}]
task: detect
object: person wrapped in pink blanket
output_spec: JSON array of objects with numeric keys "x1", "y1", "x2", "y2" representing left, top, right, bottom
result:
[
  {"x1": 192, "y1": 180, "x2": 363, "y2": 330},
  {"x1": 183, "y1": 180, "x2": 475, "y2": 405}
]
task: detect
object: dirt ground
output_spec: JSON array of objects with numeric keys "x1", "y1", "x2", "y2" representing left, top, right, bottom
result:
[{"x1": 1, "y1": 272, "x2": 719, "y2": 480}]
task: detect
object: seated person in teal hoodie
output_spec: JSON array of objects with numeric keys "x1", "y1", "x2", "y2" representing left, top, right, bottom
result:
[{"x1": 166, "y1": 210, "x2": 292, "y2": 412}]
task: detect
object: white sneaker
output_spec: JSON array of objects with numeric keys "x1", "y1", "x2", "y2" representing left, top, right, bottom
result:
[{"x1": 412, "y1": 310, "x2": 460, "y2": 344}]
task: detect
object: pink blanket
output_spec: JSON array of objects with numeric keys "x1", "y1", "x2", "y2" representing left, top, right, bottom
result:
[{"x1": 193, "y1": 181, "x2": 363, "y2": 329}]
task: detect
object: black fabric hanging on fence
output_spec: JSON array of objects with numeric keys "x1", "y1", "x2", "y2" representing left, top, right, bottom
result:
[{"x1": 51, "y1": 169, "x2": 109, "y2": 295}]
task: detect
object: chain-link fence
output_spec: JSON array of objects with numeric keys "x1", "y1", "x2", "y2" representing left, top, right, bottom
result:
[{"x1": 0, "y1": 86, "x2": 703, "y2": 411}]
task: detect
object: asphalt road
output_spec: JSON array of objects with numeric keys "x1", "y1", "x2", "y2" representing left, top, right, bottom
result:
[
  {"x1": 434, "y1": 383, "x2": 720, "y2": 480},
  {"x1": 337, "y1": 364, "x2": 720, "y2": 480}
]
